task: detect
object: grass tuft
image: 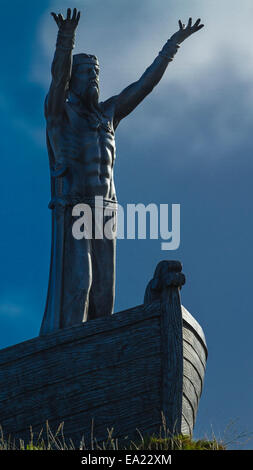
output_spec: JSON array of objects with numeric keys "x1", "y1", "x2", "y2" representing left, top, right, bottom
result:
[
  {"x1": 1, "y1": 416, "x2": 252, "y2": 450},
  {"x1": 0, "y1": 421, "x2": 226, "y2": 450}
]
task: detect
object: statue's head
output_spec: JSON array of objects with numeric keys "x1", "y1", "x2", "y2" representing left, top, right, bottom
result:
[{"x1": 70, "y1": 53, "x2": 100, "y2": 105}]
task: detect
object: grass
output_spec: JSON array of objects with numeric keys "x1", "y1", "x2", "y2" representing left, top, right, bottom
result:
[
  {"x1": 0, "y1": 421, "x2": 227, "y2": 450},
  {"x1": 0, "y1": 416, "x2": 251, "y2": 450}
]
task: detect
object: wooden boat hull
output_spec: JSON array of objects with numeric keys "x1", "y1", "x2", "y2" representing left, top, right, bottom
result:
[
  {"x1": 0, "y1": 308, "x2": 207, "y2": 445},
  {"x1": 0, "y1": 261, "x2": 207, "y2": 445}
]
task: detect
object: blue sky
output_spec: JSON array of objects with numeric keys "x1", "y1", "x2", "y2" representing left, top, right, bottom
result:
[{"x1": 0, "y1": 0, "x2": 253, "y2": 448}]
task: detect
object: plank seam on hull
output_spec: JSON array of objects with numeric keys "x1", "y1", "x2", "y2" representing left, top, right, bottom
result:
[
  {"x1": 0, "y1": 351, "x2": 162, "y2": 407},
  {"x1": 181, "y1": 306, "x2": 207, "y2": 351},
  {"x1": 183, "y1": 357, "x2": 203, "y2": 393},
  {"x1": 183, "y1": 374, "x2": 200, "y2": 404},
  {"x1": 183, "y1": 367, "x2": 202, "y2": 398},
  {"x1": 183, "y1": 343, "x2": 206, "y2": 378},
  {"x1": 183, "y1": 345, "x2": 206, "y2": 380},
  {"x1": 116, "y1": 301, "x2": 160, "y2": 316},
  {"x1": 182, "y1": 392, "x2": 196, "y2": 425},
  {"x1": 6, "y1": 386, "x2": 162, "y2": 437},
  {"x1": 0, "y1": 306, "x2": 161, "y2": 366},
  {"x1": 181, "y1": 419, "x2": 191, "y2": 436},
  {"x1": 0, "y1": 313, "x2": 160, "y2": 368},
  {"x1": 181, "y1": 411, "x2": 192, "y2": 435},
  {"x1": 182, "y1": 320, "x2": 208, "y2": 358},
  {"x1": 183, "y1": 338, "x2": 207, "y2": 370}
]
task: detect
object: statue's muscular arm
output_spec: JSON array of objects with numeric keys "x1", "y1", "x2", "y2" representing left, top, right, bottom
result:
[
  {"x1": 45, "y1": 8, "x2": 80, "y2": 121},
  {"x1": 112, "y1": 18, "x2": 204, "y2": 128}
]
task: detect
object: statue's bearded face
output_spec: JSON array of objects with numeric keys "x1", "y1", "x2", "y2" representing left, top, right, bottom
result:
[{"x1": 70, "y1": 63, "x2": 100, "y2": 104}]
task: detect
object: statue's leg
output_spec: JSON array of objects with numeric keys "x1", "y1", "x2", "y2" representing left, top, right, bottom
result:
[
  {"x1": 87, "y1": 236, "x2": 116, "y2": 320},
  {"x1": 40, "y1": 209, "x2": 62, "y2": 335},
  {"x1": 60, "y1": 206, "x2": 93, "y2": 327}
]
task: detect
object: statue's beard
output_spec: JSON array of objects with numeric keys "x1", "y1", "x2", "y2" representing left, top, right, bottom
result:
[
  {"x1": 68, "y1": 82, "x2": 100, "y2": 116},
  {"x1": 82, "y1": 84, "x2": 99, "y2": 111}
]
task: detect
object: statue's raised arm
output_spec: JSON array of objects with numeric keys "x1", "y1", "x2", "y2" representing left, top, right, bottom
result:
[
  {"x1": 112, "y1": 18, "x2": 204, "y2": 127},
  {"x1": 45, "y1": 8, "x2": 81, "y2": 120}
]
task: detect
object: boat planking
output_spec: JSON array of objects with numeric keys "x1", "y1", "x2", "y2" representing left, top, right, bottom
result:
[{"x1": 0, "y1": 261, "x2": 207, "y2": 445}]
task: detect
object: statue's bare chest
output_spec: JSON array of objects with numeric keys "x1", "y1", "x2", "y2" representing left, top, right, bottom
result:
[{"x1": 56, "y1": 103, "x2": 116, "y2": 166}]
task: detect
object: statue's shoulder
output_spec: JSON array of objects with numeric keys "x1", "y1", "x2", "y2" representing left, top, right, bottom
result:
[
  {"x1": 100, "y1": 96, "x2": 117, "y2": 116},
  {"x1": 100, "y1": 96, "x2": 119, "y2": 130},
  {"x1": 44, "y1": 94, "x2": 69, "y2": 128}
]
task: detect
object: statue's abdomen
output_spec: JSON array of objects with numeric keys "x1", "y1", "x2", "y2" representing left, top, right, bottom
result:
[{"x1": 51, "y1": 125, "x2": 116, "y2": 200}]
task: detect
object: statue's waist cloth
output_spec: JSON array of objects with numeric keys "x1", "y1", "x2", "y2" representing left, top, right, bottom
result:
[
  {"x1": 48, "y1": 195, "x2": 118, "y2": 210},
  {"x1": 39, "y1": 196, "x2": 117, "y2": 336}
]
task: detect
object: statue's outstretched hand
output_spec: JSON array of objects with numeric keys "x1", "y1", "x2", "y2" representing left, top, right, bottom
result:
[
  {"x1": 170, "y1": 18, "x2": 204, "y2": 44},
  {"x1": 51, "y1": 7, "x2": 81, "y2": 32}
]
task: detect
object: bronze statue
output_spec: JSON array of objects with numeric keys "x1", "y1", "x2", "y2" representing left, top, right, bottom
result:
[{"x1": 40, "y1": 8, "x2": 204, "y2": 335}]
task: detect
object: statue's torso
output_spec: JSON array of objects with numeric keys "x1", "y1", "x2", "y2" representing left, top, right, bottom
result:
[{"x1": 47, "y1": 102, "x2": 116, "y2": 204}]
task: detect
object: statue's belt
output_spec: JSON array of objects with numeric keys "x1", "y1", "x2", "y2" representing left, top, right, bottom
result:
[{"x1": 48, "y1": 196, "x2": 118, "y2": 211}]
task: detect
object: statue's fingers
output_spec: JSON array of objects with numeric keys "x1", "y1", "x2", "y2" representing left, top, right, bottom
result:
[
  {"x1": 178, "y1": 20, "x2": 183, "y2": 30},
  {"x1": 194, "y1": 18, "x2": 201, "y2": 27},
  {"x1": 195, "y1": 24, "x2": 204, "y2": 31},
  {"x1": 67, "y1": 8, "x2": 71, "y2": 19},
  {"x1": 72, "y1": 7, "x2": 77, "y2": 20},
  {"x1": 51, "y1": 12, "x2": 59, "y2": 25},
  {"x1": 76, "y1": 11, "x2": 81, "y2": 23},
  {"x1": 58, "y1": 13, "x2": 64, "y2": 24},
  {"x1": 187, "y1": 17, "x2": 192, "y2": 28}
]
